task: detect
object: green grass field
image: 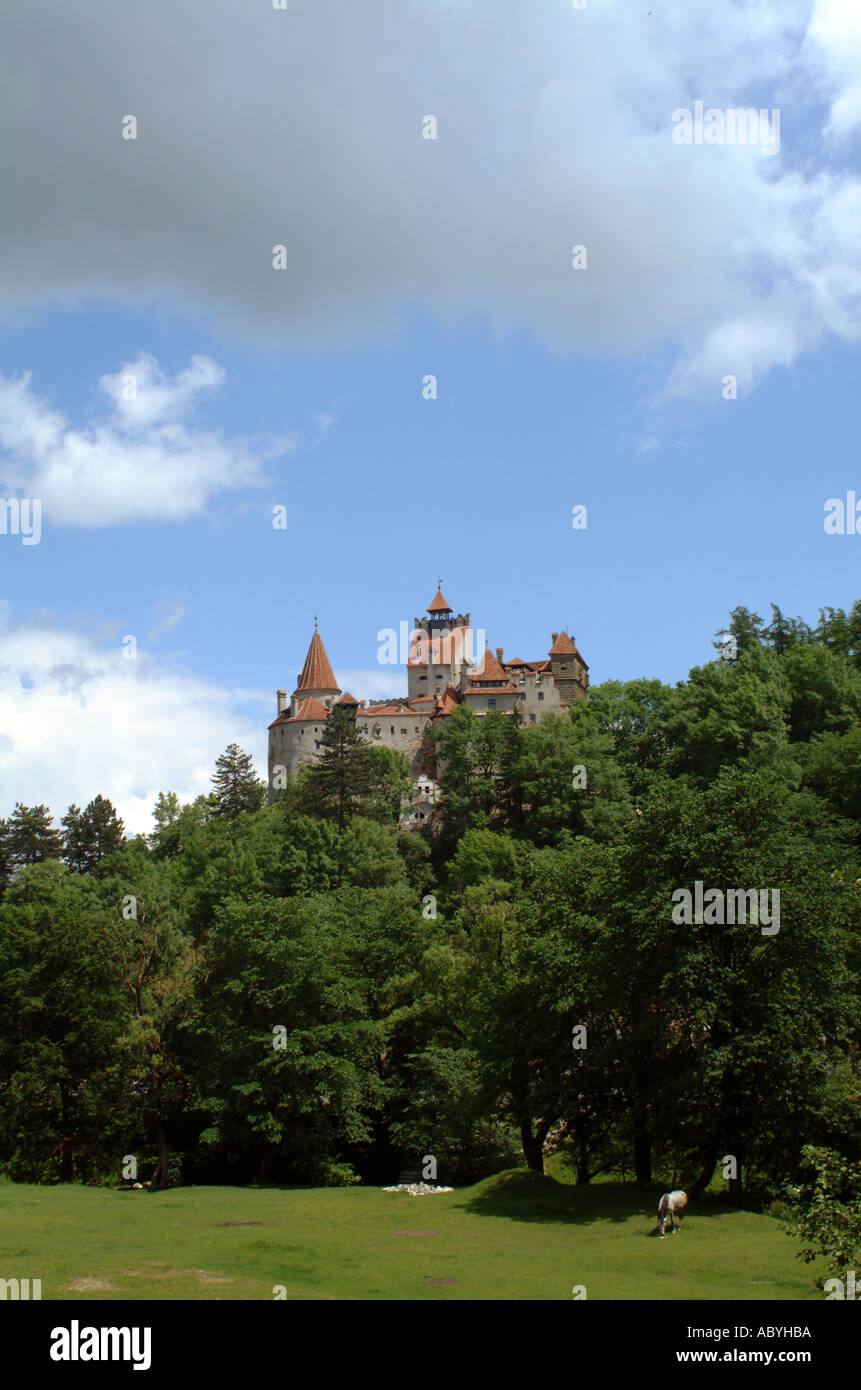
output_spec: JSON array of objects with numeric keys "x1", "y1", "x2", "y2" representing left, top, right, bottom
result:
[{"x1": 0, "y1": 1169, "x2": 823, "y2": 1301}]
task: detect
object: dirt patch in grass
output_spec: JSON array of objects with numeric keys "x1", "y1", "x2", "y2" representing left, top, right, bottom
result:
[
  {"x1": 393, "y1": 1230, "x2": 437, "y2": 1237},
  {"x1": 66, "y1": 1277, "x2": 117, "y2": 1292}
]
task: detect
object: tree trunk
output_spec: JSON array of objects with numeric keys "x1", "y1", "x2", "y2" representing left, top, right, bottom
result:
[
  {"x1": 150, "y1": 1122, "x2": 170, "y2": 1191},
  {"x1": 633, "y1": 1130, "x2": 652, "y2": 1184},
  {"x1": 727, "y1": 1147, "x2": 744, "y2": 1205},
  {"x1": 690, "y1": 1149, "x2": 718, "y2": 1196},
  {"x1": 58, "y1": 1081, "x2": 73, "y2": 1182},
  {"x1": 255, "y1": 1143, "x2": 275, "y2": 1185},
  {"x1": 59, "y1": 1137, "x2": 74, "y2": 1183},
  {"x1": 520, "y1": 1122, "x2": 545, "y2": 1174}
]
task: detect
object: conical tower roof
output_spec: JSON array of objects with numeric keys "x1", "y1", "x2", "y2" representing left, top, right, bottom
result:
[
  {"x1": 296, "y1": 629, "x2": 339, "y2": 693},
  {"x1": 549, "y1": 630, "x2": 576, "y2": 656},
  {"x1": 428, "y1": 586, "x2": 452, "y2": 613}
]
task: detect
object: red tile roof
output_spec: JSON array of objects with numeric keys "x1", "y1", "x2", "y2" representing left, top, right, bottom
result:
[
  {"x1": 296, "y1": 630, "x2": 340, "y2": 692},
  {"x1": 549, "y1": 631, "x2": 576, "y2": 656},
  {"x1": 428, "y1": 587, "x2": 452, "y2": 613},
  {"x1": 431, "y1": 685, "x2": 461, "y2": 716},
  {"x1": 471, "y1": 648, "x2": 510, "y2": 683},
  {"x1": 336, "y1": 691, "x2": 360, "y2": 705},
  {"x1": 282, "y1": 696, "x2": 331, "y2": 723},
  {"x1": 464, "y1": 683, "x2": 517, "y2": 697}
]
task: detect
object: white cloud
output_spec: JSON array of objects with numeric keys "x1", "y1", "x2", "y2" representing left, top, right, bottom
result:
[
  {"x1": 0, "y1": 614, "x2": 268, "y2": 835},
  {"x1": 0, "y1": 1, "x2": 858, "y2": 396},
  {"x1": 0, "y1": 354, "x2": 289, "y2": 526},
  {"x1": 147, "y1": 598, "x2": 187, "y2": 644},
  {"x1": 807, "y1": 0, "x2": 861, "y2": 137}
]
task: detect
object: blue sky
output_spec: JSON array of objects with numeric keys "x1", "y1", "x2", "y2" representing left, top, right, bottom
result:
[{"x1": 2, "y1": 0, "x2": 861, "y2": 832}]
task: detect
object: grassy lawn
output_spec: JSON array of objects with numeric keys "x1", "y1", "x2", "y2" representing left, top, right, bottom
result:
[{"x1": 0, "y1": 1169, "x2": 822, "y2": 1301}]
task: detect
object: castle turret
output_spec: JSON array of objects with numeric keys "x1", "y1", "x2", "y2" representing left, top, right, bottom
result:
[
  {"x1": 548, "y1": 630, "x2": 589, "y2": 703},
  {"x1": 292, "y1": 626, "x2": 340, "y2": 713},
  {"x1": 408, "y1": 584, "x2": 474, "y2": 700}
]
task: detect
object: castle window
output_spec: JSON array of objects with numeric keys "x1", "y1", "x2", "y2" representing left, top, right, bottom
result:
[
  {"x1": 419, "y1": 675, "x2": 426, "y2": 682},
  {"x1": 519, "y1": 692, "x2": 526, "y2": 700},
  {"x1": 538, "y1": 692, "x2": 544, "y2": 702},
  {"x1": 529, "y1": 713, "x2": 536, "y2": 723},
  {"x1": 488, "y1": 698, "x2": 496, "y2": 708},
  {"x1": 391, "y1": 726, "x2": 395, "y2": 734}
]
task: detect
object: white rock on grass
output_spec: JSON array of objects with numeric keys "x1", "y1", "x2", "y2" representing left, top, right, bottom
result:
[{"x1": 381, "y1": 1183, "x2": 454, "y2": 1195}]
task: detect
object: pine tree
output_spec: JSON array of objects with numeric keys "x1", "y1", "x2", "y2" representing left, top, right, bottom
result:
[
  {"x1": 713, "y1": 605, "x2": 764, "y2": 656},
  {"x1": 61, "y1": 805, "x2": 87, "y2": 872},
  {"x1": 4, "y1": 802, "x2": 62, "y2": 870},
  {"x1": 210, "y1": 743, "x2": 265, "y2": 818},
  {"x1": 306, "y1": 704, "x2": 376, "y2": 828},
  {"x1": 61, "y1": 796, "x2": 125, "y2": 872}
]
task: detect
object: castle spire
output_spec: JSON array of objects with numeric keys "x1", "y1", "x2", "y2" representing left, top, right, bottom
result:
[
  {"x1": 296, "y1": 627, "x2": 339, "y2": 693},
  {"x1": 428, "y1": 584, "x2": 452, "y2": 614}
]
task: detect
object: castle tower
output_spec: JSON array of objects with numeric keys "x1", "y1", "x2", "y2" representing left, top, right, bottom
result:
[
  {"x1": 291, "y1": 624, "x2": 341, "y2": 714},
  {"x1": 548, "y1": 630, "x2": 589, "y2": 704},
  {"x1": 407, "y1": 585, "x2": 474, "y2": 701}
]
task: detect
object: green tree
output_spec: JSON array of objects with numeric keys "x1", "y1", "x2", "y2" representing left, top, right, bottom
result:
[
  {"x1": 667, "y1": 645, "x2": 792, "y2": 784},
  {"x1": 62, "y1": 795, "x2": 125, "y2": 872},
  {"x1": 3, "y1": 803, "x2": 62, "y2": 872},
  {"x1": 0, "y1": 863, "x2": 125, "y2": 1181},
  {"x1": 763, "y1": 603, "x2": 811, "y2": 655},
  {"x1": 607, "y1": 767, "x2": 858, "y2": 1197},
  {"x1": 449, "y1": 828, "x2": 520, "y2": 891},
  {"x1": 299, "y1": 706, "x2": 408, "y2": 827},
  {"x1": 430, "y1": 706, "x2": 514, "y2": 848},
  {"x1": 210, "y1": 744, "x2": 266, "y2": 819},
  {"x1": 786, "y1": 1146, "x2": 861, "y2": 1283},
  {"x1": 713, "y1": 605, "x2": 764, "y2": 656},
  {"x1": 515, "y1": 708, "x2": 632, "y2": 845}
]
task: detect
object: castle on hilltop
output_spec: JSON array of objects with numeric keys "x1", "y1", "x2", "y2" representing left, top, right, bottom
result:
[{"x1": 267, "y1": 586, "x2": 589, "y2": 808}]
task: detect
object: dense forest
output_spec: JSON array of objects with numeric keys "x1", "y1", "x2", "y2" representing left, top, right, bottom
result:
[{"x1": 2, "y1": 603, "x2": 860, "y2": 1269}]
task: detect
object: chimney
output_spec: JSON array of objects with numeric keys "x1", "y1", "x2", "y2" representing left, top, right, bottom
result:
[
  {"x1": 496, "y1": 646, "x2": 504, "y2": 663},
  {"x1": 277, "y1": 689, "x2": 287, "y2": 714},
  {"x1": 551, "y1": 632, "x2": 559, "y2": 644}
]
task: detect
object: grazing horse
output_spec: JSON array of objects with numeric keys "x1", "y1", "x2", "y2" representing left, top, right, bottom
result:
[{"x1": 657, "y1": 1189, "x2": 687, "y2": 1237}]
